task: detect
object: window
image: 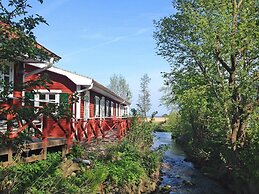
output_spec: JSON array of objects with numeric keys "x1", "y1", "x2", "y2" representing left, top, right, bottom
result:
[
  {"x1": 0, "y1": 64, "x2": 14, "y2": 95},
  {"x1": 116, "y1": 103, "x2": 119, "y2": 117},
  {"x1": 106, "y1": 100, "x2": 110, "y2": 117},
  {"x1": 35, "y1": 92, "x2": 60, "y2": 107},
  {"x1": 83, "y1": 91, "x2": 90, "y2": 119},
  {"x1": 120, "y1": 105, "x2": 124, "y2": 117},
  {"x1": 94, "y1": 96, "x2": 100, "y2": 117},
  {"x1": 100, "y1": 97, "x2": 105, "y2": 118},
  {"x1": 124, "y1": 106, "x2": 128, "y2": 116},
  {"x1": 110, "y1": 101, "x2": 114, "y2": 116}
]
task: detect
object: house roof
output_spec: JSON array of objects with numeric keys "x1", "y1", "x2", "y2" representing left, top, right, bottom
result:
[
  {"x1": 92, "y1": 80, "x2": 130, "y2": 105},
  {"x1": 27, "y1": 63, "x2": 92, "y2": 86},
  {"x1": 27, "y1": 63, "x2": 130, "y2": 105},
  {"x1": 0, "y1": 21, "x2": 61, "y2": 61}
]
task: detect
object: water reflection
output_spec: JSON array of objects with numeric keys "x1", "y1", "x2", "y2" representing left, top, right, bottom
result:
[{"x1": 153, "y1": 132, "x2": 230, "y2": 194}]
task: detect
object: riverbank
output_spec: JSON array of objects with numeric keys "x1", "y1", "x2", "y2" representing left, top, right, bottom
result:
[
  {"x1": 175, "y1": 134, "x2": 259, "y2": 194},
  {"x1": 0, "y1": 141, "x2": 160, "y2": 194},
  {"x1": 0, "y1": 119, "x2": 161, "y2": 194},
  {"x1": 152, "y1": 132, "x2": 230, "y2": 194}
]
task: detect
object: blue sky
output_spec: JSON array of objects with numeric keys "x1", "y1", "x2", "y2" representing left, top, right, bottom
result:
[{"x1": 31, "y1": 0, "x2": 175, "y2": 116}]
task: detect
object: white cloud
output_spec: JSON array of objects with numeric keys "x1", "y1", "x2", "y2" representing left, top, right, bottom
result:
[{"x1": 63, "y1": 27, "x2": 150, "y2": 58}]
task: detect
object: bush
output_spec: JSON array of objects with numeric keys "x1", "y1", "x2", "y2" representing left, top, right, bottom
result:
[{"x1": 0, "y1": 117, "x2": 161, "y2": 194}]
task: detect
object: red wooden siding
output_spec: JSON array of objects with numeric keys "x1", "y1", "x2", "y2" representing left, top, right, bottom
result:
[
  {"x1": 13, "y1": 62, "x2": 24, "y2": 101},
  {"x1": 24, "y1": 64, "x2": 128, "y2": 139},
  {"x1": 80, "y1": 96, "x2": 84, "y2": 119},
  {"x1": 45, "y1": 118, "x2": 67, "y2": 138},
  {"x1": 25, "y1": 65, "x2": 76, "y2": 93},
  {"x1": 25, "y1": 64, "x2": 76, "y2": 137},
  {"x1": 90, "y1": 91, "x2": 95, "y2": 118},
  {"x1": 89, "y1": 91, "x2": 123, "y2": 119}
]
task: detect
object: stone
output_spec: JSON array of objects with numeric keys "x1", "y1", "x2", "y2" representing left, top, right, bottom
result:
[
  {"x1": 60, "y1": 159, "x2": 80, "y2": 178},
  {"x1": 72, "y1": 158, "x2": 91, "y2": 165},
  {"x1": 175, "y1": 174, "x2": 181, "y2": 178}
]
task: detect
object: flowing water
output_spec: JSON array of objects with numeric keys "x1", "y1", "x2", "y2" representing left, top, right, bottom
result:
[{"x1": 152, "y1": 132, "x2": 230, "y2": 194}]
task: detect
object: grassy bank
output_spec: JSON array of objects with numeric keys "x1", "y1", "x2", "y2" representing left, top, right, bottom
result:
[
  {"x1": 163, "y1": 112, "x2": 259, "y2": 194},
  {"x1": 0, "y1": 117, "x2": 161, "y2": 194}
]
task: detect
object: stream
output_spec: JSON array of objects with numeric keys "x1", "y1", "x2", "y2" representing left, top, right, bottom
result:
[{"x1": 152, "y1": 132, "x2": 230, "y2": 194}]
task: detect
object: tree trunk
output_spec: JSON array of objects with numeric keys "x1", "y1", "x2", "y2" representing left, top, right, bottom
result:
[{"x1": 231, "y1": 110, "x2": 240, "y2": 151}]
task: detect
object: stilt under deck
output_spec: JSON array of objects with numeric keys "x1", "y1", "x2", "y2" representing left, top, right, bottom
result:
[{"x1": 0, "y1": 138, "x2": 67, "y2": 167}]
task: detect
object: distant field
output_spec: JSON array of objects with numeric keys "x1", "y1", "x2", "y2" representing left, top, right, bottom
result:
[{"x1": 147, "y1": 117, "x2": 167, "y2": 123}]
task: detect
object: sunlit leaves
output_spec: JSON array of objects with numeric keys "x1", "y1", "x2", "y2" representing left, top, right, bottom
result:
[
  {"x1": 0, "y1": 0, "x2": 48, "y2": 62},
  {"x1": 155, "y1": 0, "x2": 259, "y2": 185}
]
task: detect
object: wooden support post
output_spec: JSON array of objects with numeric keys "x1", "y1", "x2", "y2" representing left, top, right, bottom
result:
[
  {"x1": 66, "y1": 119, "x2": 71, "y2": 152},
  {"x1": 8, "y1": 144, "x2": 13, "y2": 164},
  {"x1": 117, "y1": 120, "x2": 121, "y2": 141},
  {"x1": 42, "y1": 115, "x2": 48, "y2": 160},
  {"x1": 62, "y1": 145, "x2": 67, "y2": 157}
]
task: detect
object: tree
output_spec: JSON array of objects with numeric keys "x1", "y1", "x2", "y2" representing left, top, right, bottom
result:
[
  {"x1": 107, "y1": 74, "x2": 132, "y2": 102},
  {"x1": 0, "y1": 0, "x2": 47, "y2": 62},
  {"x1": 154, "y1": 0, "x2": 259, "y2": 190},
  {"x1": 0, "y1": 1, "x2": 72, "y2": 149},
  {"x1": 137, "y1": 74, "x2": 151, "y2": 117},
  {"x1": 155, "y1": 0, "x2": 258, "y2": 150},
  {"x1": 160, "y1": 85, "x2": 178, "y2": 112}
]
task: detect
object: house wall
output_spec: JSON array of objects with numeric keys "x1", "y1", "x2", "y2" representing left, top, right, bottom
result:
[
  {"x1": 89, "y1": 91, "x2": 97, "y2": 118},
  {"x1": 24, "y1": 65, "x2": 129, "y2": 138},
  {"x1": 89, "y1": 90, "x2": 128, "y2": 118},
  {"x1": 80, "y1": 94, "x2": 84, "y2": 119},
  {"x1": 25, "y1": 65, "x2": 76, "y2": 93},
  {"x1": 25, "y1": 64, "x2": 76, "y2": 138},
  {"x1": 12, "y1": 62, "x2": 24, "y2": 104},
  {"x1": 13, "y1": 62, "x2": 24, "y2": 94}
]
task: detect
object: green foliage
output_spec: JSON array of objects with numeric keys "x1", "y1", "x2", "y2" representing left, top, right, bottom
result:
[
  {"x1": 108, "y1": 157, "x2": 144, "y2": 185},
  {"x1": 0, "y1": 152, "x2": 62, "y2": 193},
  {"x1": 0, "y1": 116, "x2": 161, "y2": 194},
  {"x1": 68, "y1": 144, "x2": 85, "y2": 159},
  {"x1": 58, "y1": 163, "x2": 108, "y2": 194},
  {"x1": 104, "y1": 140, "x2": 160, "y2": 186},
  {"x1": 0, "y1": 152, "x2": 108, "y2": 194},
  {"x1": 157, "y1": 112, "x2": 180, "y2": 133},
  {"x1": 126, "y1": 116, "x2": 155, "y2": 148},
  {"x1": 155, "y1": 0, "x2": 259, "y2": 191},
  {"x1": 107, "y1": 74, "x2": 132, "y2": 102},
  {"x1": 137, "y1": 73, "x2": 151, "y2": 117},
  {"x1": 0, "y1": 0, "x2": 48, "y2": 62}
]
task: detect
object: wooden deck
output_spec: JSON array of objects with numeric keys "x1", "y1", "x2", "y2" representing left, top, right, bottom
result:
[
  {"x1": 0, "y1": 117, "x2": 130, "y2": 167},
  {"x1": 0, "y1": 138, "x2": 67, "y2": 167}
]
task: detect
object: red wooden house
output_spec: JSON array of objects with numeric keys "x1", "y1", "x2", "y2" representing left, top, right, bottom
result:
[
  {"x1": 24, "y1": 63, "x2": 131, "y2": 140},
  {"x1": 1, "y1": 47, "x2": 131, "y2": 165}
]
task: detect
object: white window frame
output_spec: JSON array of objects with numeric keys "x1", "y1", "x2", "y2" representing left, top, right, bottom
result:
[
  {"x1": 116, "y1": 103, "x2": 119, "y2": 117},
  {"x1": 124, "y1": 106, "x2": 129, "y2": 116},
  {"x1": 120, "y1": 105, "x2": 124, "y2": 117},
  {"x1": 94, "y1": 96, "x2": 100, "y2": 117},
  {"x1": 84, "y1": 91, "x2": 90, "y2": 120},
  {"x1": 100, "y1": 96, "x2": 105, "y2": 118},
  {"x1": 0, "y1": 63, "x2": 14, "y2": 97},
  {"x1": 106, "y1": 100, "x2": 110, "y2": 117},
  {"x1": 110, "y1": 101, "x2": 114, "y2": 117},
  {"x1": 34, "y1": 89, "x2": 61, "y2": 108}
]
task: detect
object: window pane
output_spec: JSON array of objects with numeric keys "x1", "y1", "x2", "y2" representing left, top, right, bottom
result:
[
  {"x1": 49, "y1": 94, "x2": 55, "y2": 101},
  {"x1": 3, "y1": 66, "x2": 9, "y2": 75},
  {"x1": 95, "y1": 96, "x2": 100, "y2": 117},
  {"x1": 4, "y1": 75, "x2": 9, "y2": 83},
  {"x1": 39, "y1": 94, "x2": 46, "y2": 100},
  {"x1": 39, "y1": 102, "x2": 45, "y2": 107}
]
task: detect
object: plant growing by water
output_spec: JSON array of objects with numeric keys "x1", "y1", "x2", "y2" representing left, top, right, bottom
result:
[
  {"x1": 155, "y1": 0, "x2": 259, "y2": 192},
  {"x1": 0, "y1": 116, "x2": 161, "y2": 194}
]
